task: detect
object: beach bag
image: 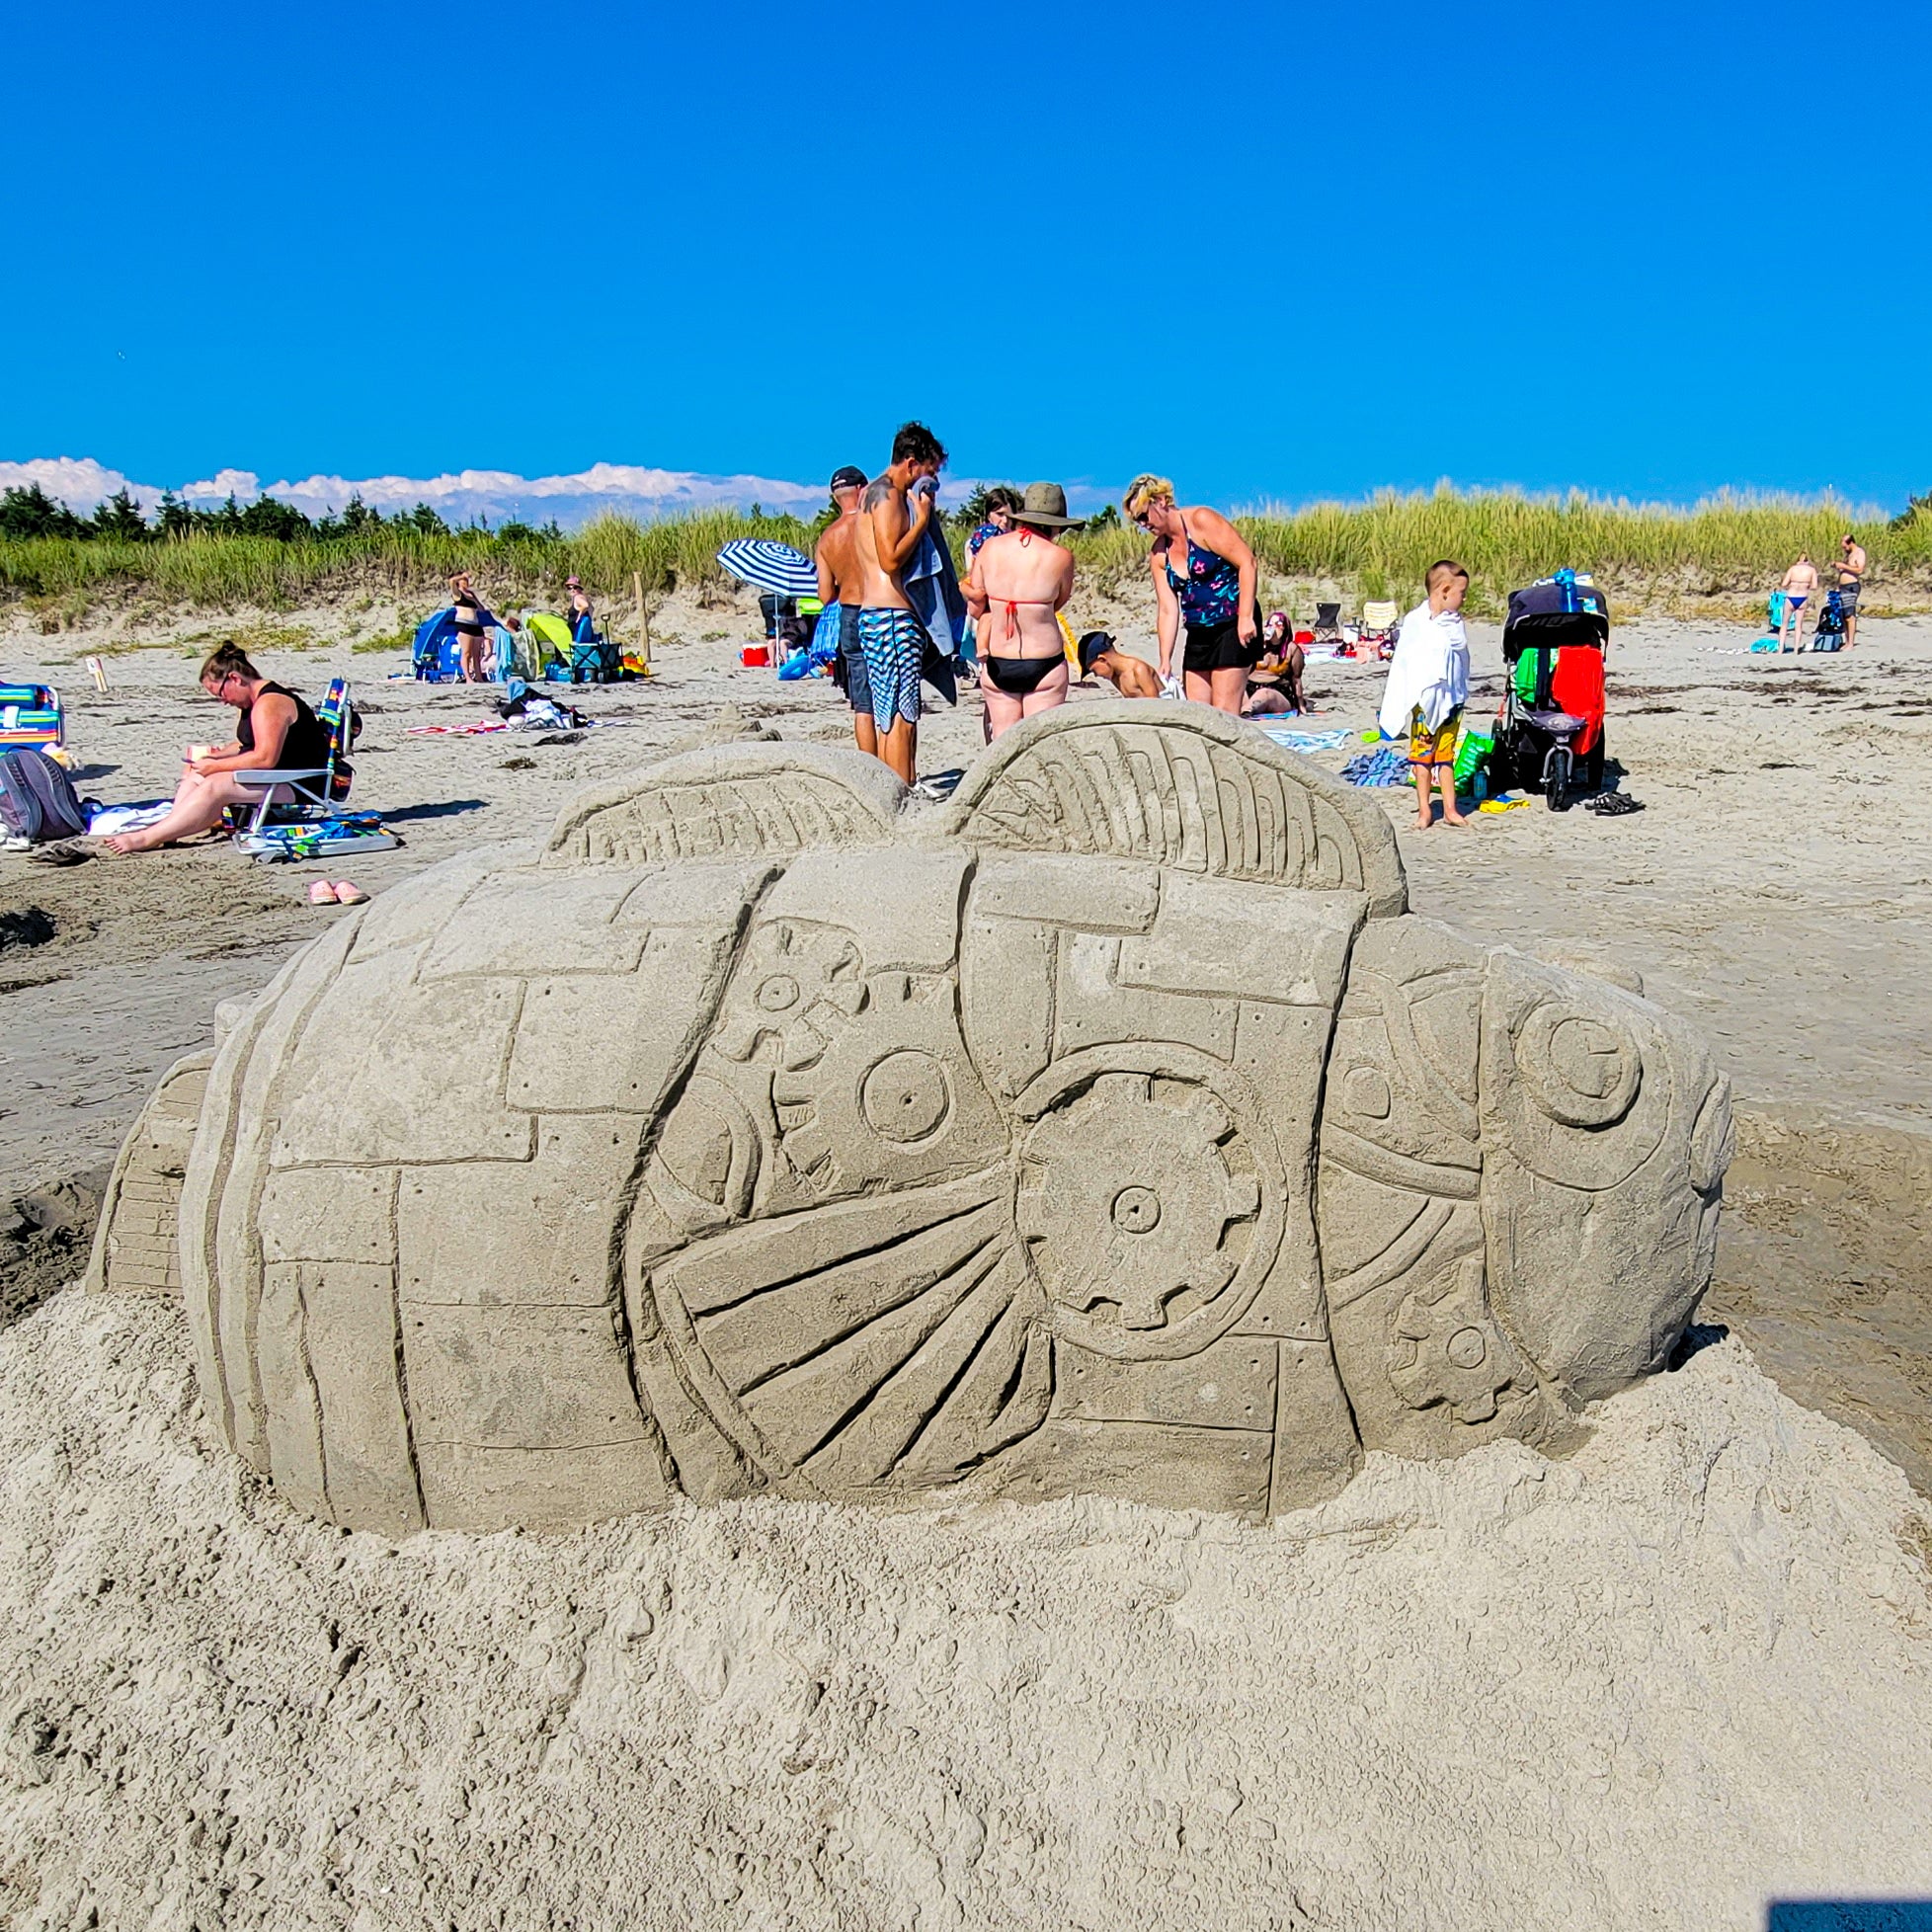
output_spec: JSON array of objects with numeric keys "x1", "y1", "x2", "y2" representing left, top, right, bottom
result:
[
  {"x1": 0, "y1": 748, "x2": 89, "y2": 843},
  {"x1": 1453, "y1": 729, "x2": 1494, "y2": 786}
]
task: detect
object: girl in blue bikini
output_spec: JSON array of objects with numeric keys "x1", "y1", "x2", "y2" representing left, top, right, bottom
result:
[{"x1": 1124, "y1": 474, "x2": 1259, "y2": 716}]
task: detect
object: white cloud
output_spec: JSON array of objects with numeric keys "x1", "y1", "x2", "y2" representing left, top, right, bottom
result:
[
  {"x1": 0, "y1": 454, "x2": 834, "y2": 527},
  {"x1": 0, "y1": 456, "x2": 164, "y2": 513},
  {"x1": 177, "y1": 468, "x2": 264, "y2": 503},
  {"x1": 1, "y1": 456, "x2": 1128, "y2": 528}
]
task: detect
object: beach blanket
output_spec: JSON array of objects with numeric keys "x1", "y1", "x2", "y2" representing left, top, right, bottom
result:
[
  {"x1": 1339, "y1": 745, "x2": 1412, "y2": 789},
  {"x1": 405, "y1": 714, "x2": 633, "y2": 738},
  {"x1": 1257, "y1": 727, "x2": 1352, "y2": 754},
  {"x1": 85, "y1": 800, "x2": 173, "y2": 837},
  {"x1": 240, "y1": 813, "x2": 399, "y2": 861}
]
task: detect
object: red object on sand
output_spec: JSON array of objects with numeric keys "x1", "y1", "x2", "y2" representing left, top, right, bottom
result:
[
  {"x1": 741, "y1": 645, "x2": 770, "y2": 668},
  {"x1": 1551, "y1": 647, "x2": 1606, "y2": 757}
]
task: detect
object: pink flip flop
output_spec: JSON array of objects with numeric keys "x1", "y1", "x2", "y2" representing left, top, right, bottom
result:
[
  {"x1": 308, "y1": 880, "x2": 340, "y2": 905},
  {"x1": 332, "y1": 881, "x2": 369, "y2": 905}
]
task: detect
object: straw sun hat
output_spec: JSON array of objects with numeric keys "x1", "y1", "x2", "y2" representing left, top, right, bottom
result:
[{"x1": 1012, "y1": 482, "x2": 1085, "y2": 529}]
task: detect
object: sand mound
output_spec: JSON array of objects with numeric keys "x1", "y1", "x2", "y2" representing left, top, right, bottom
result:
[{"x1": 3, "y1": 1292, "x2": 1930, "y2": 1931}]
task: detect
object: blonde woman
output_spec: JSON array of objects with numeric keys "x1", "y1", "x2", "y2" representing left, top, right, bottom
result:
[{"x1": 1123, "y1": 475, "x2": 1258, "y2": 714}]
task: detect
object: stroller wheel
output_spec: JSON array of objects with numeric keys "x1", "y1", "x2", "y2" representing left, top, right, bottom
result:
[
  {"x1": 1545, "y1": 746, "x2": 1573, "y2": 810},
  {"x1": 1584, "y1": 729, "x2": 1605, "y2": 794}
]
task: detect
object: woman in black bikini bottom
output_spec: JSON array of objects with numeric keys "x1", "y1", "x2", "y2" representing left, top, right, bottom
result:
[
  {"x1": 450, "y1": 571, "x2": 491, "y2": 684},
  {"x1": 983, "y1": 655, "x2": 1064, "y2": 696},
  {"x1": 965, "y1": 483, "x2": 1082, "y2": 741}
]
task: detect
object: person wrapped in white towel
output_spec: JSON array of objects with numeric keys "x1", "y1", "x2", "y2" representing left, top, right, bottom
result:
[{"x1": 1377, "y1": 559, "x2": 1472, "y2": 830}]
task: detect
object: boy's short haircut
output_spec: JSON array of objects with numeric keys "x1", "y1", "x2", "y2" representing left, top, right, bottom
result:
[
  {"x1": 892, "y1": 421, "x2": 948, "y2": 467},
  {"x1": 1425, "y1": 559, "x2": 1470, "y2": 595}
]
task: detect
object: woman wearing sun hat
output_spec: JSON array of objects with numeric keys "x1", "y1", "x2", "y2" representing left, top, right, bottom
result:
[
  {"x1": 963, "y1": 482, "x2": 1082, "y2": 740},
  {"x1": 565, "y1": 575, "x2": 596, "y2": 644},
  {"x1": 1122, "y1": 475, "x2": 1259, "y2": 715}
]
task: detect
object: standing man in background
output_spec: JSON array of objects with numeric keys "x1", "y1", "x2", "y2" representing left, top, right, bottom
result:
[
  {"x1": 815, "y1": 464, "x2": 873, "y2": 756},
  {"x1": 1837, "y1": 531, "x2": 1868, "y2": 649},
  {"x1": 852, "y1": 422, "x2": 948, "y2": 785}
]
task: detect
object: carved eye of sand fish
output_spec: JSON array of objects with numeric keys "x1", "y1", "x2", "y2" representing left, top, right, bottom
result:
[{"x1": 92, "y1": 705, "x2": 1731, "y2": 1538}]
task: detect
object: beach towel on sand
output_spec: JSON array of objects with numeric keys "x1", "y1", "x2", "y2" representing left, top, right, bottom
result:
[
  {"x1": 1258, "y1": 727, "x2": 1351, "y2": 754},
  {"x1": 1340, "y1": 745, "x2": 1411, "y2": 789}
]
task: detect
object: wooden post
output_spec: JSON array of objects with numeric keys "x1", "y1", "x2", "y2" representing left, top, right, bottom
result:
[{"x1": 632, "y1": 569, "x2": 652, "y2": 677}]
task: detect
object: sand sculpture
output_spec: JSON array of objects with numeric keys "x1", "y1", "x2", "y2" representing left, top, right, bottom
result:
[{"x1": 93, "y1": 704, "x2": 1733, "y2": 1536}]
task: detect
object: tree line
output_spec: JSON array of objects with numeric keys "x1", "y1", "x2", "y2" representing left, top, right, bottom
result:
[{"x1": 0, "y1": 482, "x2": 565, "y2": 546}]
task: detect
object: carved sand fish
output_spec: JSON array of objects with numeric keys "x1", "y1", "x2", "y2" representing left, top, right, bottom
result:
[{"x1": 93, "y1": 705, "x2": 1732, "y2": 1536}]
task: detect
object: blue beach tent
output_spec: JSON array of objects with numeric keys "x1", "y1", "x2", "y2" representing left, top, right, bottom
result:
[{"x1": 413, "y1": 608, "x2": 463, "y2": 681}]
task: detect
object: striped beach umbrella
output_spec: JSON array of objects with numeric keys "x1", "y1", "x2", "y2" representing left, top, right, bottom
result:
[{"x1": 716, "y1": 538, "x2": 818, "y2": 600}]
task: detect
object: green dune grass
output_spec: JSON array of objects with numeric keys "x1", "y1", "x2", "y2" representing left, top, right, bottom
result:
[{"x1": 2, "y1": 491, "x2": 1926, "y2": 621}]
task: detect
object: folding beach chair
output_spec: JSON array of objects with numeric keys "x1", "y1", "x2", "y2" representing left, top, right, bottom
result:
[
  {"x1": 0, "y1": 684, "x2": 63, "y2": 751},
  {"x1": 1359, "y1": 602, "x2": 1399, "y2": 659},
  {"x1": 229, "y1": 678, "x2": 399, "y2": 859}
]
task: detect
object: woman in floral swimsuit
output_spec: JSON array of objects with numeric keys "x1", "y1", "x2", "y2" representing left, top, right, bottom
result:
[{"x1": 1124, "y1": 474, "x2": 1259, "y2": 716}]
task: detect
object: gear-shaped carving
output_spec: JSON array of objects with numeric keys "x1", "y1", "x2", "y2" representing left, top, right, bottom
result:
[
  {"x1": 765, "y1": 973, "x2": 1003, "y2": 1200},
  {"x1": 1387, "y1": 1253, "x2": 1525, "y2": 1424},
  {"x1": 714, "y1": 922, "x2": 867, "y2": 1071},
  {"x1": 1016, "y1": 1071, "x2": 1261, "y2": 1330}
]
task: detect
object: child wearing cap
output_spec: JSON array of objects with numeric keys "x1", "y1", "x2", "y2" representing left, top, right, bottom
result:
[{"x1": 1079, "y1": 632, "x2": 1161, "y2": 698}]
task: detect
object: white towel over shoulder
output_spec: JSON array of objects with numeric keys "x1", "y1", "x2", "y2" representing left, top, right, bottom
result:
[{"x1": 1378, "y1": 601, "x2": 1471, "y2": 740}]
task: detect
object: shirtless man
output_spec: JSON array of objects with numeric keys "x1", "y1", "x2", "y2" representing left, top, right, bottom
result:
[
  {"x1": 814, "y1": 464, "x2": 872, "y2": 754},
  {"x1": 1779, "y1": 553, "x2": 1819, "y2": 653},
  {"x1": 1837, "y1": 531, "x2": 1868, "y2": 649},
  {"x1": 852, "y1": 421, "x2": 947, "y2": 783},
  {"x1": 965, "y1": 483, "x2": 1081, "y2": 740},
  {"x1": 1080, "y1": 631, "x2": 1162, "y2": 698}
]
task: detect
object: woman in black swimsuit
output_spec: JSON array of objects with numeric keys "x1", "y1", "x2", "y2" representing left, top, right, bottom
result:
[
  {"x1": 1124, "y1": 474, "x2": 1260, "y2": 715},
  {"x1": 104, "y1": 643, "x2": 335, "y2": 854}
]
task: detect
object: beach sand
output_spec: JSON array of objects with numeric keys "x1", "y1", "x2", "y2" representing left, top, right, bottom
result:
[{"x1": 2, "y1": 592, "x2": 1930, "y2": 1926}]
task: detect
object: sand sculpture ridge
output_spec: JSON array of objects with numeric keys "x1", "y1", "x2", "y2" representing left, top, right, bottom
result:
[{"x1": 98, "y1": 703, "x2": 1733, "y2": 1535}]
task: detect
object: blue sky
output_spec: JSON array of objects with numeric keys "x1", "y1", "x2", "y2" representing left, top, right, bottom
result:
[{"x1": 8, "y1": 0, "x2": 1929, "y2": 512}]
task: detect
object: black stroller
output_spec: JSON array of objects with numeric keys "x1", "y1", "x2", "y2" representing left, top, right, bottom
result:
[{"x1": 1490, "y1": 573, "x2": 1609, "y2": 811}]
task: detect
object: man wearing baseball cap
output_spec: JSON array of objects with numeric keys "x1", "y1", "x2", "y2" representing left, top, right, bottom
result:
[{"x1": 814, "y1": 465, "x2": 874, "y2": 753}]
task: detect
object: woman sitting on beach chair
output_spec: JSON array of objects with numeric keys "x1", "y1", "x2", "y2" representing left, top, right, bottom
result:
[{"x1": 104, "y1": 644, "x2": 332, "y2": 855}]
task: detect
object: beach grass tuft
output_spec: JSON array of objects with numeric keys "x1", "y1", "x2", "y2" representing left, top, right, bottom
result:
[{"x1": 2, "y1": 489, "x2": 1926, "y2": 618}]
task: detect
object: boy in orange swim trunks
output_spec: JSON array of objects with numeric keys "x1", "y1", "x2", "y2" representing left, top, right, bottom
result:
[{"x1": 1378, "y1": 560, "x2": 1472, "y2": 830}]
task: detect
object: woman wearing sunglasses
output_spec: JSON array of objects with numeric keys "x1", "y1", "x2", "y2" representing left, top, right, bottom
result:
[
  {"x1": 104, "y1": 642, "x2": 332, "y2": 854},
  {"x1": 1123, "y1": 474, "x2": 1259, "y2": 715}
]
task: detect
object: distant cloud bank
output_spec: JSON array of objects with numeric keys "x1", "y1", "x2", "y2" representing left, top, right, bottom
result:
[
  {"x1": 1, "y1": 456, "x2": 1122, "y2": 527},
  {"x1": 0, "y1": 455, "x2": 832, "y2": 528}
]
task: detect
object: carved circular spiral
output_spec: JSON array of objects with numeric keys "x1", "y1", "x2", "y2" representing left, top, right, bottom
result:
[{"x1": 1514, "y1": 1002, "x2": 1641, "y2": 1129}]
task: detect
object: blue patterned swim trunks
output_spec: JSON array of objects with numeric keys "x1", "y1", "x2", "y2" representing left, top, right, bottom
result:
[{"x1": 856, "y1": 606, "x2": 926, "y2": 733}]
